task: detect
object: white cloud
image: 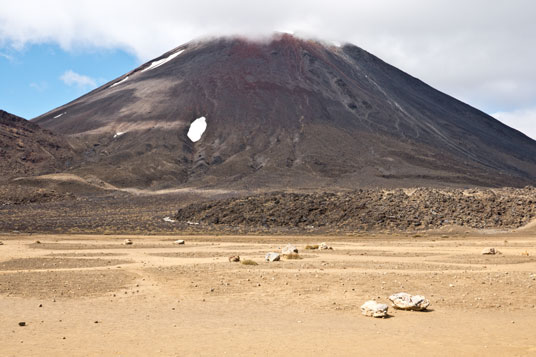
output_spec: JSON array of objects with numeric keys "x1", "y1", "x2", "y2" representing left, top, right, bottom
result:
[
  {"x1": 60, "y1": 70, "x2": 96, "y2": 88},
  {"x1": 493, "y1": 109, "x2": 536, "y2": 140},
  {"x1": 29, "y1": 81, "x2": 48, "y2": 92},
  {"x1": 0, "y1": 52, "x2": 13, "y2": 61}
]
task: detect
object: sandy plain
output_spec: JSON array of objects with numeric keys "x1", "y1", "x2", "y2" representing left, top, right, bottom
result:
[{"x1": 0, "y1": 232, "x2": 535, "y2": 356}]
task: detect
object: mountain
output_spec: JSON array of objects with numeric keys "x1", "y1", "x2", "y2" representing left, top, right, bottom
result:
[
  {"x1": 33, "y1": 34, "x2": 536, "y2": 189},
  {"x1": 0, "y1": 110, "x2": 74, "y2": 180}
]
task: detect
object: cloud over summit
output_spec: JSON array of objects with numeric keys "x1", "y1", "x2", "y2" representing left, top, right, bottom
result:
[{"x1": 60, "y1": 70, "x2": 96, "y2": 88}]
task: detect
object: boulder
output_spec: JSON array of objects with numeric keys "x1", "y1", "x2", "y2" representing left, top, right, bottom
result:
[
  {"x1": 388, "y1": 292, "x2": 430, "y2": 311},
  {"x1": 282, "y1": 244, "x2": 298, "y2": 255},
  {"x1": 360, "y1": 300, "x2": 389, "y2": 318},
  {"x1": 481, "y1": 247, "x2": 499, "y2": 255},
  {"x1": 123, "y1": 239, "x2": 133, "y2": 245},
  {"x1": 265, "y1": 252, "x2": 281, "y2": 262},
  {"x1": 228, "y1": 255, "x2": 240, "y2": 262},
  {"x1": 319, "y1": 242, "x2": 332, "y2": 250},
  {"x1": 173, "y1": 240, "x2": 185, "y2": 245}
]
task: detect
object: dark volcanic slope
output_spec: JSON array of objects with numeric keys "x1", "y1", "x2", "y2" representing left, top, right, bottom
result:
[
  {"x1": 0, "y1": 110, "x2": 74, "y2": 179},
  {"x1": 34, "y1": 34, "x2": 536, "y2": 189}
]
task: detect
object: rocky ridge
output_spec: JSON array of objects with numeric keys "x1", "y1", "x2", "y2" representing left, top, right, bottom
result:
[{"x1": 175, "y1": 187, "x2": 536, "y2": 232}]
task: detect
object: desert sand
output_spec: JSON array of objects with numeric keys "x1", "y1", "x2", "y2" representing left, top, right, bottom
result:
[{"x1": 1, "y1": 231, "x2": 536, "y2": 356}]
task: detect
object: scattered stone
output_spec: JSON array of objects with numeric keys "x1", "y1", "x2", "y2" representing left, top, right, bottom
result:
[
  {"x1": 265, "y1": 252, "x2": 280, "y2": 262},
  {"x1": 228, "y1": 255, "x2": 240, "y2": 263},
  {"x1": 173, "y1": 240, "x2": 185, "y2": 245},
  {"x1": 521, "y1": 251, "x2": 530, "y2": 256},
  {"x1": 0, "y1": 241, "x2": 3, "y2": 245},
  {"x1": 123, "y1": 239, "x2": 133, "y2": 245},
  {"x1": 35, "y1": 240, "x2": 41, "y2": 244},
  {"x1": 481, "y1": 247, "x2": 499, "y2": 255},
  {"x1": 282, "y1": 244, "x2": 298, "y2": 255},
  {"x1": 389, "y1": 292, "x2": 430, "y2": 311},
  {"x1": 18, "y1": 322, "x2": 26, "y2": 327},
  {"x1": 319, "y1": 242, "x2": 333, "y2": 250},
  {"x1": 360, "y1": 300, "x2": 389, "y2": 318}
]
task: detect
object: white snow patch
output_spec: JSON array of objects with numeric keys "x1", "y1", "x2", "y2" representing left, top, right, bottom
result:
[
  {"x1": 187, "y1": 117, "x2": 207, "y2": 142},
  {"x1": 110, "y1": 76, "x2": 129, "y2": 88},
  {"x1": 113, "y1": 131, "x2": 125, "y2": 138},
  {"x1": 163, "y1": 217, "x2": 176, "y2": 223},
  {"x1": 53, "y1": 112, "x2": 66, "y2": 119},
  {"x1": 187, "y1": 221, "x2": 199, "y2": 226},
  {"x1": 142, "y1": 50, "x2": 184, "y2": 72}
]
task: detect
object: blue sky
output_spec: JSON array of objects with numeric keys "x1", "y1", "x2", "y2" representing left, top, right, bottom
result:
[
  {"x1": 0, "y1": 44, "x2": 138, "y2": 119},
  {"x1": 0, "y1": 0, "x2": 534, "y2": 138}
]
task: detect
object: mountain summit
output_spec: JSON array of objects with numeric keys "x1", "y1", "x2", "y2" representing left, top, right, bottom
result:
[{"x1": 33, "y1": 34, "x2": 536, "y2": 189}]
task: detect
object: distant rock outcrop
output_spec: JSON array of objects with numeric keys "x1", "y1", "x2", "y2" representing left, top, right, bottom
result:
[{"x1": 175, "y1": 188, "x2": 536, "y2": 232}]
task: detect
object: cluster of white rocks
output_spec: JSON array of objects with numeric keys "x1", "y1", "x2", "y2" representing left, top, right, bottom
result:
[{"x1": 361, "y1": 293, "x2": 431, "y2": 318}]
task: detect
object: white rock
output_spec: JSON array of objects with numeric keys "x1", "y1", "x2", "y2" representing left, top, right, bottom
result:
[
  {"x1": 282, "y1": 244, "x2": 298, "y2": 255},
  {"x1": 319, "y1": 242, "x2": 332, "y2": 250},
  {"x1": 389, "y1": 292, "x2": 430, "y2": 311},
  {"x1": 123, "y1": 239, "x2": 133, "y2": 245},
  {"x1": 481, "y1": 247, "x2": 499, "y2": 255},
  {"x1": 174, "y1": 240, "x2": 185, "y2": 245},
  {"x1": 360, "y1": 300, "x2": 389, "y2": 318},
  {"x1": 265, "y1": 252, "x2": 280, "y2": 262}
]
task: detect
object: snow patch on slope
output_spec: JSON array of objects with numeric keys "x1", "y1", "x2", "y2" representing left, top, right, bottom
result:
[
  {"x1": 110, "y1": 76, "x2": 129, "y2": 88},
  {"x1": 142, "y1": 50, "x2": 184, "y2": 72},
  {"x1": 113, "y1": 132, "x2": 125, "y2": 138},
  {"x1": 187, "y1": 117, "x2": 207, "y2": 142},
  {"x1": 53, "y1": 112, "x2": 66, "y2": 119}
]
